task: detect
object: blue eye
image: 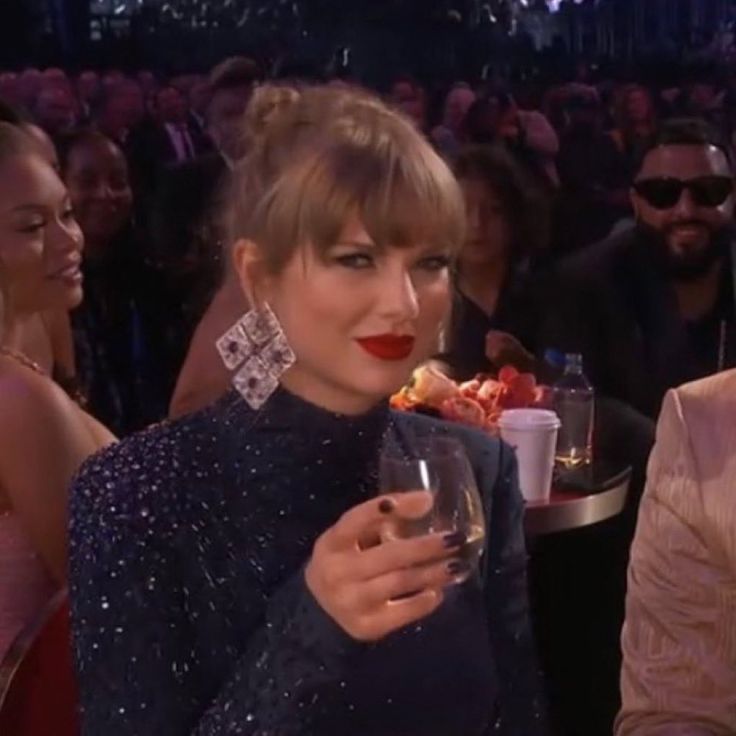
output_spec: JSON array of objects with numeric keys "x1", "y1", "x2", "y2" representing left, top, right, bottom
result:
[
  {"x1": 335, "y1": 253, "x2": 375, "y2": 270},
  {"x1": 417, "y1": 255, "x2": 452, "y2": 272}
]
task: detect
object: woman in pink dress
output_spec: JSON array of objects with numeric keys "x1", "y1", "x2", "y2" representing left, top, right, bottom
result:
[{"x1": 0, "y1": 122, "x2": 114, "y2": 659}]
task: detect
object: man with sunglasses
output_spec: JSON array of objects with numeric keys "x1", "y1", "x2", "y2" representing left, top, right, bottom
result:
[
  {"x1": 527, "y1": 119, "x2": 736, "y2": 735},
  {"x1": 541, "y1": 118, "x2": 736, "y2": 421}
]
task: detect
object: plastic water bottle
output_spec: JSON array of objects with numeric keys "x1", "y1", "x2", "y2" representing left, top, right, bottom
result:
[{"x1": 552, "y1": 354, "x2": 594, "y2": 469}]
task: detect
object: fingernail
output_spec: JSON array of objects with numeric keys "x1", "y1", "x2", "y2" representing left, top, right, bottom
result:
[
  {"x1": 379, "y1": 498, "x2": 395, "y2": 515},
  {"x1": 442, "y1": 531, "x2": 466, "y2": 549},
  {"x1": 447, "y1": 560, "x2": 470, "y2": 576}
]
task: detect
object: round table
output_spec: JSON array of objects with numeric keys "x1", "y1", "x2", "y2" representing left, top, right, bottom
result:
[{"x1": 524, "y1": 466, "x2": 631, "y2": 536}]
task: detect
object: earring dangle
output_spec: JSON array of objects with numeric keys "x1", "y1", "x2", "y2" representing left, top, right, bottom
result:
[{"x1": 215, "y1": 302, "x2": 295, "y2": 409}]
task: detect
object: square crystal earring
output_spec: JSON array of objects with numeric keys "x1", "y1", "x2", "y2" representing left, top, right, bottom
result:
[
  {"x1": 216, "y1": 302, "x2": 296, "y2": 409},
  {"x1": 233, "y1": 354, "x2": 280, "y2": 410},
  {"x1": 215, "y1": 322, "x2": 254, "y2": 371}
]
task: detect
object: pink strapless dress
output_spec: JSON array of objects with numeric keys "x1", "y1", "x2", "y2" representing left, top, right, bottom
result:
[{"x1": 0, "y1": 512, "x2": 57, "y2": 661}]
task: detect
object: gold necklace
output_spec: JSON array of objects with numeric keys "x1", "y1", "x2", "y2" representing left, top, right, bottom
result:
[
  {"x1": 0, "y1": 346, "x2": 47, "y2": 377},
  {"x1": 0, "y1": 345, "x2": 88, "y2": 407}
]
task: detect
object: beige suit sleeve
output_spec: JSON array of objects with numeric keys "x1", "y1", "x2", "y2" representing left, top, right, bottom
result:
[{"x1": 616, "y1": 390, "x2": 736, "y2": 736}]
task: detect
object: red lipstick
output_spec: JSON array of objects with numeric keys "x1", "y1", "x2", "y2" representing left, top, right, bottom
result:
[{"x1": 356, "y1": 335, "x2": 415, "y2": 361}]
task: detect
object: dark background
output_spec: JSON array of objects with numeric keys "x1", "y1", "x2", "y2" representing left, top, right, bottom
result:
[{"x1": 2, "y1": 1, "x2": 735, "y2": 86}]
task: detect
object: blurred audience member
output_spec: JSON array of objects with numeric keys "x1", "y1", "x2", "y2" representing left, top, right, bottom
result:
[
  {"x1": 555, "y1": 89, "x2": 631, "y2": 254},
  {"x1": 60, "y1": 130, "x2": 167, "y2": 434},
  {"x1": 102, "y1": 70, "x2": 124, "y2": 89},
  {"x1": 187, "y1": 75, "x2": 211, "y2": 140},
  {"x1": 431, "y1": 83, "x2": 476, "y2": 159},
  {"x1": 94, "y1": 79, "x2": 148, "y2": 151},
  {"x1": 0, "y1": 124, "x2": 115, "y2": 659},
  {"x1": 444, "y1": 145, "x2": 547, "y2": 379},
  {"x1": 17, "y1": 67, "x2": 42, "y2": 110},
  {"x1": 137, "y1": 69, "x2": 158, "y2": 98},
  {"x1": 389, "y1": 74, "x2": 428, "y2": 132},
  {"x1": 117, "y1": 79, "x2": 147, "y2": 130},
  {"x1": 464, "y1": 91, "x2": 559, "y2": 189},
  {"x1": 541, "y1": 119, "x2": 736, "y2": 419},
  {"x1": 128, "y1": 83, "x2": 207, "y2": 192},
  {"x1": 618, "y1": 370, "x2": 736, "y2": 736},
  {"x1": 33, "y1": 84, "x2": 77, "y2": 138},
  {"x1": 610, "y1": 85, "x2": 659, "y2": 180},
  {"x1": 204, "y1": 57, "x2": 261, "y2": 165},
  {"x1": 0, "y1": 72, "x2": 20, "y2": 107},
  {"x1": 42, "y1": 68, "x2": 69, "y2": 87},
  {"x1": 94, "y1": 87, "x2": 131, "y2": 148},
  {"x1": 76, "y1": 70, "x2": 100, "y2": 121}
]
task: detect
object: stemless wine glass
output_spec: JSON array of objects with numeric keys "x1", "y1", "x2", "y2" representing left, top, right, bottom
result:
[{"x1": 378, "y1": 435, "x2": 486, "y2": 583}]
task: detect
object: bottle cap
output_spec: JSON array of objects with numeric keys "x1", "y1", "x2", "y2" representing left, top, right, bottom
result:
[{"x1": 543, "y1": 349, "x2": 565, "y2": 369}]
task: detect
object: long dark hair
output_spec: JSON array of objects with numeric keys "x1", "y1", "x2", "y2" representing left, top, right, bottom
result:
[{"x1": 453, "y1": 144, "x2": 549, "y2": 264}]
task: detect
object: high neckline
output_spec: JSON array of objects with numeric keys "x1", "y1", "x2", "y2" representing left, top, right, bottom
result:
[
  {"x1": 220, "y1": 385, "x2": 391, "y2": 461},
  {"x1": 213, "y1": 386, "x2": 391, "y2": 514},
  {"x1": 261, "y1": 384, "x2": 388, "y2": 428},
  {"x1": 258, "y1": 386, "x2": 391, "y2": 459}
]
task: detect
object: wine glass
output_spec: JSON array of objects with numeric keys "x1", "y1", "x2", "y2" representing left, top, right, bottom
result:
[{"x1": 378, "y1": 435, "x2": 486, "y2": 583}]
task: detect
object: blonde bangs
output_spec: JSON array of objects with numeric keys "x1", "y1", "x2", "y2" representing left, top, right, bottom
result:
[
  {"x1": 260, "y1": 116, "x2": 466, "y2": 267},
  {"x1": 229, "y1": 84, "x2": 466, "y2": 272}
]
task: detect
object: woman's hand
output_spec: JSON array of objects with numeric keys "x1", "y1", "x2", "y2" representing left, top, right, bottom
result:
[
  {"x1": 305, "y1": 492, "x2": 465, "y2": 642},
  {"x1": 485, "y1": 330, "x2": 535, "y2": 372}
]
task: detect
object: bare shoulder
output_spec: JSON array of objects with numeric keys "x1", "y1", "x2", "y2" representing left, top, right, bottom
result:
[{"x1": 0, "y1": 358, "x2": 80, "y2": 434}]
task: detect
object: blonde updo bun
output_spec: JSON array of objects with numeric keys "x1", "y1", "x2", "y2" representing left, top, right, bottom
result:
[{"x1": 226, "y1": 83, "x2": 465, "y2": 274}]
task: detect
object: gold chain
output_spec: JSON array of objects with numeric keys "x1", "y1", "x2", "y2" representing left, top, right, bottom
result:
[{"x1": 0, "y1": 346, "x2": 48, "y2": 377}]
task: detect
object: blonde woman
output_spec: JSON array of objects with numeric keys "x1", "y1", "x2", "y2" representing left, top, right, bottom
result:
[
  {"x1": 70, "y1": 86, "x2": 546, "y2": 735},
  {"x1": 0, "y1": 123, "x2": 114, "y2": 659}
]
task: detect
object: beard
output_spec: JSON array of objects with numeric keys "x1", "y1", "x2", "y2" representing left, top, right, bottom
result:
[{"x1": 636, "y1": 220, "x2": 733, "y2": 283}]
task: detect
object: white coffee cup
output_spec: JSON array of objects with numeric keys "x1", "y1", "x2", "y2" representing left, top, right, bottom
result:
[{"x1": 498, "y1": 409, "x2": 561, "y2": 503}]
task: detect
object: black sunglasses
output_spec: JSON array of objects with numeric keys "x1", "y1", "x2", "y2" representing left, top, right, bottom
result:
[{"x1": 633, "y1": 176, "x2": 734, "y2": 210}]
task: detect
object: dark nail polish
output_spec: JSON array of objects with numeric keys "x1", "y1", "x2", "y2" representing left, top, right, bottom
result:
[
  {"x1": 447, "y1": 560, "x2": 470, "y2": 576},
  {"x1": 442, "y1": 531, "x2": 466, "y2": 549},
  {"x1": 379, "y1": 498, "x2": 395, "y2": 514}
]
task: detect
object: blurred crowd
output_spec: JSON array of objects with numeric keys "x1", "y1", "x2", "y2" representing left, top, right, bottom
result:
[{"x1": 2, "y1": 55, "x2": 736, "y2": 735}]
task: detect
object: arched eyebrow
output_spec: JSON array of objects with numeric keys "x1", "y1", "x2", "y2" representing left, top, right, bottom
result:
[
  {"x1": 10, "y1": 204, "x2": 46, "y2": 215},
  {"x1": 10, "y1": 192, "x2": 70, "y2": 215},
  {"x1": 334, "y1": 240, "x2": 376, "y2": 248}
]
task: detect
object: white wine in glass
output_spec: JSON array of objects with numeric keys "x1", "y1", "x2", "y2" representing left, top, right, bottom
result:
[{"x1": 379, "y1": 436, "x2": 486, "y2": 583}]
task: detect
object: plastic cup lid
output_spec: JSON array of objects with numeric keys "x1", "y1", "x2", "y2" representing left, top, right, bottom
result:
[{"x1": 497, "y1": 409, "x2": 561, "y2": 430}]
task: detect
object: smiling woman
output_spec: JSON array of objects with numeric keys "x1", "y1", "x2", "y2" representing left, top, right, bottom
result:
[
  {"x1": 0, "y1": 122, "x2": 115, "y2": 660},
  {"x1": 69, "y1": 85, "x2": 547, "y2": 736},
  {"x1": 57, "y1": 129, "x2": 169, "y2": 434}
]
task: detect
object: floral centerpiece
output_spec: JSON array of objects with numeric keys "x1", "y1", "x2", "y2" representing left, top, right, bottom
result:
[{"x1": 391, "y1": 364, "x2": 551, "y2": 434}]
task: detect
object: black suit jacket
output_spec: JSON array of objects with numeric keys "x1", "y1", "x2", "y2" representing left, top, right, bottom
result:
[
  {"x1": 128, "y1": 120, "x2": 210, "y2": 196},
  {"x1": 538, "y1": 226, "x2": 736, "y2": 418}
]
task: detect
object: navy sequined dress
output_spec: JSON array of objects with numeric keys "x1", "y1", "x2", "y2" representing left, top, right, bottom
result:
[{"x1": 69, "y1": 387, "x2": 547, "y2": 735}]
